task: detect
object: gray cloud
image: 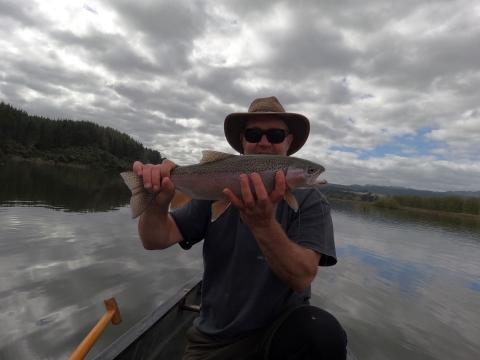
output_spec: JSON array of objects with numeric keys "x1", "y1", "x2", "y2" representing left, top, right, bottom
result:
[
  {"x1": 0, "y1": 0, "x2": 479, "y2": 191},
  {"x1": 110, "y1": 0, "x2": 209, "y2": 73},
  {"x1": 186, "y1": 67, "x2": 252, "y2": 105},
  {"x1": 0, "y1": 0, "x2": 45, "y2": 27},
  {"x1": 325, "y1": 78, "x2": 353, "y2": 104}
]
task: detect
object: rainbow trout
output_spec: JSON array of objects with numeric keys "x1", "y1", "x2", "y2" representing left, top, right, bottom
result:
[{"x1": 121, "y1": 150, "x2": 325, "y2": 220}]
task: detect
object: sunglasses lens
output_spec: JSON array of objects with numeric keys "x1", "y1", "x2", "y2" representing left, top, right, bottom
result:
[
  {"x1": 244, "y1": 128, "x2": 287, "y2": 143},
  {"x1": 244, "y1": 128, "x2": 263, "y2": 143},
  {"x1": 266, "y1": 129, "x2": 287, "y2": 143}
]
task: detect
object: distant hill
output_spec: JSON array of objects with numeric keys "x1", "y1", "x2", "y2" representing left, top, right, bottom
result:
[
  {"x1": 322, "y1": 183, "x2": 480, "y2": 199},
  {"x1": 0, "y1": 102, "x2": 163, "y2": 170},
  {"x1": 321, "y1": 183, "x2": 480, "y2": 216}
]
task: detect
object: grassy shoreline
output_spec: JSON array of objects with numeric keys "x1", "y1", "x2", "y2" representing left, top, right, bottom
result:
[{"x1": 328, "y1": 197, "x2": 480, "y2": 220}]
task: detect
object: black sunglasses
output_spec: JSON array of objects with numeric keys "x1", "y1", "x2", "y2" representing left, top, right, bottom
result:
[{"x1": 244, "y1": 128, "x2": 289, "y2": 144}]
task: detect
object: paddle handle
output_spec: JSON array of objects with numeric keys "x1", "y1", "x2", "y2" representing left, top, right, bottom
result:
[{"x1": 69, "y1": 298, "x2": 122, "y2": 360}]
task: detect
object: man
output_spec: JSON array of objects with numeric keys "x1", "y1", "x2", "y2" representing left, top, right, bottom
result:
[{"x1": 133, "y1": 97, "x2": 347, "y2": 359}]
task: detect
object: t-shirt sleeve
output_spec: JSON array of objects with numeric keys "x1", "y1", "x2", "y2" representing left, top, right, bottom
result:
[
  {"x1": 287, "y1": 189, "x2": 337, "y2": 266},
  {"x1": 170, "y1": 200, "x2": 210, "y2": 250}
]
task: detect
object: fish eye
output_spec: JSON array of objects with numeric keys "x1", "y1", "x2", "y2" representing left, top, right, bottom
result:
[{"x1": 307, "y1": 167, "x2": 317, "y2": 174}]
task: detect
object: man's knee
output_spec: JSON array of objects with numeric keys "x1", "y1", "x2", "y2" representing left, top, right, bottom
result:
[{"x1": 266, "y1": 305, "x2": 347, "y2": 360}]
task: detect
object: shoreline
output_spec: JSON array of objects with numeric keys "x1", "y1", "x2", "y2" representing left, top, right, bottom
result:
[
  {"x1": 1, "y1": 154, "x2": 128, "y2": 171},
  {"x1": 328, "y1": 197, "x2": 480, "y2": 220},
  {"x1": 4, "y1": 155, "x2": 90, "y2": 169}
]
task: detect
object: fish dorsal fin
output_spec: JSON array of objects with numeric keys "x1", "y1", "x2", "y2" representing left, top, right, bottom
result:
[{"x1": 200, "y1": 150, "x2": 236, "y2": 164}]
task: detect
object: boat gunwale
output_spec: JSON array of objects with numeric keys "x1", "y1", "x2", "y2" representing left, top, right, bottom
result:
[{"x1": 91, "y1": 276, "x2": 202, "y2": 360}]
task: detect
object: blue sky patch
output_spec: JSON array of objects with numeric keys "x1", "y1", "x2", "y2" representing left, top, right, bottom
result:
[
  {"x1": 333, "y1": 128, "x2": 445, "y2": 160},
  {"x1": 468, "y1": 281, "x2": 480, "y2": 293},
  {"x1": 330, "y1": 145, "x2": 359, "y2": 153}
]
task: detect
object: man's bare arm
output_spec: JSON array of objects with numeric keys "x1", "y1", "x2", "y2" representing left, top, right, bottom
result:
[
  {"x1": 249, "y1": 220, "x2": 320, "y2": 292},
  {"x1": 138, "y1": 199, "x2": 183, "y2": 250},
  {"x1": 224, "y1": 171, "x2": 320, "y2": 292},
  {"x1": 133, "y1": 161, "x2": 184, "y2": 250}
]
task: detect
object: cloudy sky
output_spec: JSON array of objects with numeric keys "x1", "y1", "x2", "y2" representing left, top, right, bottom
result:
[{"x1": 1, "y1": 0, "x2": 479, "y2": 191}]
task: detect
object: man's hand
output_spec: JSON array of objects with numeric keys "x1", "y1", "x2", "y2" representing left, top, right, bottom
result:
[
  {"x1": 223, "y1": 170, "x2": 286, "y2": 230},
  {"x1": 133, "y1": 159, "x2": 184, "y2": 250},
  {"x1": 132, "y1": 159, "x2": 177, "y2": 210},
  {"x1": 224, "y1": 170, "x2": 319, "y2": 291}
]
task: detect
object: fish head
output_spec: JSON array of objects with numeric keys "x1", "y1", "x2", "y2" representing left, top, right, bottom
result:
[{"x1": 285, "y1": 159, "x2": 325, "y2": 189}]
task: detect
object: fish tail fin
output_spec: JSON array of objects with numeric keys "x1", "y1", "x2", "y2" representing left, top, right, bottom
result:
[
  {"x1": 284, "y1": 190, "x2": 299, "y2": 212},
  {"x1": 120, "y1": 171, "x2": 143, "y2": 192},
  {"x1": 211, "y1": 200, "x2": 231, "y2": 222},
  {"x1": 120, "y1": 172, "x2": 154, "y2": 218},
  {"x1": 130, "y1": 192, "x2": 156, "y2": 218}
]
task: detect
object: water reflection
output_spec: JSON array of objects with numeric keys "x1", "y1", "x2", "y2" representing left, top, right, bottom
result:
[
  {"x1": 0, "y1": 160, "x2": 130, "y2": 212},
  {"x1": 337, "y1": 245, "x2": 430, "y2": 294},
  {"x1": 0, "y1": 206, "x2": 202, "y2": 359},
  {"x1": 312, "y1": 199, "x2": 480, "y2": 360},
  {"x1": 331, "y1": 198, "x2": 480, "y2": 236},
  {"x1": 1, "y1": 165, "x2": 479, "y2": 360}
]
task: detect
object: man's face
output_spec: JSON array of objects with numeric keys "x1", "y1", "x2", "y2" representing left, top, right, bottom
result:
[{"x1": 241, "y1": 115, "x2": 293, "y2": 156}]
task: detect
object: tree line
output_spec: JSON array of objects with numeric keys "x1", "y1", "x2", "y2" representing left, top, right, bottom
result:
[{"x1": 0, "y1": 102, "x2": 163, "y2": 169}]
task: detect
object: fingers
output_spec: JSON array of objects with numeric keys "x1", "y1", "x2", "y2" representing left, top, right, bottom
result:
[
  {"x1": 223, "y1": 188, "x2": 243, "y2": 209},
  {"x1": 143, "y1": 165, "x2": 153, "y2": 189},
  {"x1": 151, "y1": 166, "x2": 161, "y2": 191},
  {"x1": 234, "y1": 172, "x2": 280, "y2": 204},
  {"x1": 160, "y1": 159, "x2": 175, "y2": 179},
  {"x1": 248, "y1": 172, "x2": 284, "y2": 205},
  {"x1": 224, "y1": 174, "x2": 255, "y2": 211},
  {"x1": 161, "y1": 177, "x2": 175, "y2": 192},
  {"x1": 161, "y1": 159, "x2": 177, "y2": 171},
  {"x1": 133, "y1": 161, "x2": 144, "y2": 176},
  {"x1": 229, "y1": 173, "x2": 279, "y2": 229},
  {"x1": 270, "y1": 171, "x2": 286, "y2": 203},
  {"x1": 132, "y1": 159, "x2": 177, "y2": 192},
  {"x1": 224, "y1": 172, "x2": 286, "y2": 214},
  {"x1": 250, "y1": 173, "x2": 268, "y2": 203},
  {"x1": 240, "y1": 174, "x2": 255, "y2": 208}
]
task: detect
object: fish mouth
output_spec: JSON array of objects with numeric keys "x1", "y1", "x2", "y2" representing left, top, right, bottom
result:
[
  {"x1": 306, "y1": 171, "x2": 326, "y2": 186},
  {"x1": 309, "y1": 177, "x2": 327, "y2": 186}
]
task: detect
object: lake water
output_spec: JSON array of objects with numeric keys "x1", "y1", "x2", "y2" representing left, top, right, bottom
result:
[{"x1": 0, "y1": 161, "x2": 479, "y2": 360}]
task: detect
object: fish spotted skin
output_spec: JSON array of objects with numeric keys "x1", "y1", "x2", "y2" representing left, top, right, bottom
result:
[{"x1": 121, "y1": 150, "x2": 326, "y2": 220}]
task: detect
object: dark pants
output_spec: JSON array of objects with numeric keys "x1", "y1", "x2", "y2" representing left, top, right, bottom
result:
[{"x1": 183, "y1": 305, "x2": 347, "y2": 360}]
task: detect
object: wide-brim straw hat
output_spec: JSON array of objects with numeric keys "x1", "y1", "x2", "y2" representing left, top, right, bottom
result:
[{"x1": 224, "y1": 96, "x2": 310, "y2": 155}]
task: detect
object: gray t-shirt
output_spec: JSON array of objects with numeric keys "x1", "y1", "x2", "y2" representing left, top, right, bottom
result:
[{"x1": 171, "y1": 188, "x2": 336, "y2": 339}]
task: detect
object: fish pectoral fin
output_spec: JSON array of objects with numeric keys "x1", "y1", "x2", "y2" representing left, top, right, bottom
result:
[
  {"x1": 284, "y1": 191, "x2": 299, "y2": 212},
  {"x1": 211, "y1": 200, "x2": 231, "y2": 222},
  {"x1": 170, "y1": 191, "x2": 192, "y2": 211},
  {"x1": 200, "y1": 150, "x2": 236, "y2": 164}
]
